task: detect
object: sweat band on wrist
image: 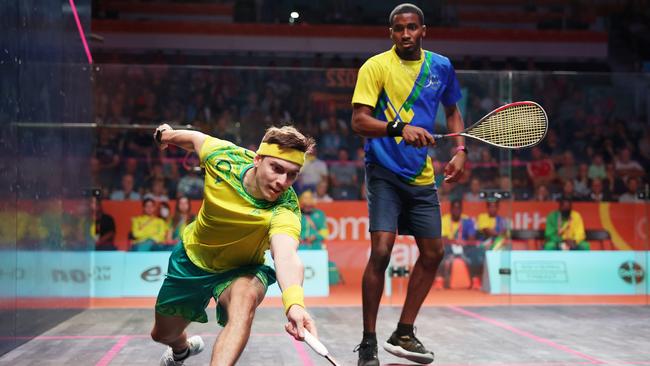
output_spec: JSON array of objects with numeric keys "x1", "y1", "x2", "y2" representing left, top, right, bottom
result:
[
  {"x1": 281, "y1": 284, "x2": 305, "y2": 314},
  {"x1": 155, "y1": 129, "x2": 167, "y2": 145},
  {"x1": 455, "y1": 145, "x2": 468, "y2": 154},
  {"x1": 386, "y1": 121, "x2": 406, "y2": 137}
]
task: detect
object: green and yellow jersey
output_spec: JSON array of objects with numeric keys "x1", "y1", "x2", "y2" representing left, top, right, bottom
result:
[{"x1": 183, "y1": 137, "x2": 301, "y2": 272}]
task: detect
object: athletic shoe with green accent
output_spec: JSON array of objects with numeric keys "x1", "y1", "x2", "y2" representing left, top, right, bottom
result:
[
  {"x1": 383, "y1": 331, "x2": 434, "y2": 364},
  {"x1": 160, "y1": 335, "x2": 205, "y2": 366},
  {"x1": 354, "y1": 339, "x2": 380, "y2": 366}
]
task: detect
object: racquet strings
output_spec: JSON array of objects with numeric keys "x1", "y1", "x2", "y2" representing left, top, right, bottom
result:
[{"x1": 467, "y1": 103, "x2": 547, "y2": 148}]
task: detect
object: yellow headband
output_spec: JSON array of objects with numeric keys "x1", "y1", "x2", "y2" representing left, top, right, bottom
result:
[{"x1": 256, "y1": 142, "x2": 305, "y2": 167}]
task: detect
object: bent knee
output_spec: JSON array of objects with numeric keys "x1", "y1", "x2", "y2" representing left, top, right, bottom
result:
[{"x1": 151, "y1": 329, "x2": 179, "y2": 344}]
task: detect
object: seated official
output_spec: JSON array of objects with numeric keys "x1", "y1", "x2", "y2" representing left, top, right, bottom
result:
[{"x1": 544, "y1": 196, "x2": 590, "y2": 251}]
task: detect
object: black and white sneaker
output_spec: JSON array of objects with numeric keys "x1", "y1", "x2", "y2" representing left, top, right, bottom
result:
[
  {"x1": 354, "y1": 339, "x2": 380, "y2": 366},
  {"x1": 383, "y1": 331, "x2": 434, "y2": 364}
]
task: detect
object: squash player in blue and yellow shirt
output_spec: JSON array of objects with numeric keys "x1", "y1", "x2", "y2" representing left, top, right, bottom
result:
[
  {"x1": 150, "y1": 124, "x2": 319, "y2": 366},
  {"x1": 351, "y1": 4, "x2": 467, "y2": 366}
]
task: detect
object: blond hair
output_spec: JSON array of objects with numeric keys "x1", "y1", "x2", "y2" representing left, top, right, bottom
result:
[{"x1": 261, "y1": 126, "x2": 316, "y2": 154}]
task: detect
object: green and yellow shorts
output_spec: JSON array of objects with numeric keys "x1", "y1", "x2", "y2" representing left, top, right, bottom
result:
[{"x1": 155, "y1": 242, "x2": 276, "y2": 326}]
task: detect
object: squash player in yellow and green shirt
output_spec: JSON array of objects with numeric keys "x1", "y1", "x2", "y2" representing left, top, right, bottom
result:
[
  {"x1": 150, "y1": 124, "x2": 319, "y2": 366},
  {"x1": 351, "y1": 4, "x2": 467, "y2": 365}
]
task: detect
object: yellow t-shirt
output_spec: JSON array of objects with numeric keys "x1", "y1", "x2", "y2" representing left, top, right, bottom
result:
[
  {"x1": 131, "y1": 215, "x2": 168, "y2": 243},
  {"x1": 441, "y1": 213, "x2": 474, "y2": 240},
  {"x1": 183, "y1": 136, "x2": 301, "y2": 272},
  {"x1": 477, "y1": 213, "x2": 496, "y2": 231}
]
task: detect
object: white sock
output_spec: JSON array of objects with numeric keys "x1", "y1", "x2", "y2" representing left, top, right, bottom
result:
[{"x1": 172, "y1": 347, "x2": 190, "y2": 361}]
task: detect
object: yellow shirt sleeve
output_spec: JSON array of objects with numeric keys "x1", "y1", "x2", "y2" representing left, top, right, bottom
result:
[
  {"x1": 199, "y1": 136, "x2": 235, "y2": 164},
  {"x1": 269, "y1": 207, "x2": 301, "y2": 242},
  {"x1": 477, "y1": 213, "x2": 495, "y2": 231},
  {"x1": 351, "y1": 59, "x2": 385, "y2": 108}
]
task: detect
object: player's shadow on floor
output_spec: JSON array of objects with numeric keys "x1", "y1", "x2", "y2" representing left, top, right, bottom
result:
[{"x1": 384, "y1": 363, "x2": 430, "y2": 366}]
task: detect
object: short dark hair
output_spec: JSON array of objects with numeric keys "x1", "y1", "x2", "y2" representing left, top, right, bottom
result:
[{"x1": 389, "y1": 3, "x2": 424, "y2": 26}]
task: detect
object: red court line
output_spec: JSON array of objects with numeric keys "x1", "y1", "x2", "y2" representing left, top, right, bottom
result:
[
  {"x1": 290, "y1": 335, "x2": 315, "y2": 366},
  {"x1": 95, "y1": 335, "x2": 131, "y2": 366},
  {"x1": 448, "y1": 306, "x2": 605, "y2": 364},
  {"x1": 436, "y1": 363, "x2": 596, "y2": 366},
  {"x1": 68, "y1": 0, "x2": 93, "y2": 64}
]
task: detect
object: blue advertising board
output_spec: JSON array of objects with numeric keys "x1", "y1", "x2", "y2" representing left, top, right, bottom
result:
[
  {"x1": 485, "y1": 251, "x2": 649, "y2": 295},
  {"x1": 3, "y1": 250, "x2": 329, "y2": 298}
]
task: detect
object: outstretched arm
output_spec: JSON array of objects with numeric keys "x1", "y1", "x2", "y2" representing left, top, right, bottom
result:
[
  {"x1": 153, "y1": 123, "x2": 207, "y2": 152},
  {"x1": 270, "y1": 233, "x2": 317, "y2": 340}
]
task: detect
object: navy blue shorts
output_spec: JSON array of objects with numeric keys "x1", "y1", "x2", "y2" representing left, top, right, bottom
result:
[{"x1": 365, "y1": 163, "x2": 442, "y2": 239}]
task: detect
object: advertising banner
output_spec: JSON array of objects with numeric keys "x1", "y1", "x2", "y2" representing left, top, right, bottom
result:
[{"x1": 485, "y1": 251, "x2": 649, "y2": 295}]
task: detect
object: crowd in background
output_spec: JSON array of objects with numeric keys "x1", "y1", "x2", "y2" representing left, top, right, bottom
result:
[{"x1": 92, "y1": 64, "x2": 649, "y2": 208}]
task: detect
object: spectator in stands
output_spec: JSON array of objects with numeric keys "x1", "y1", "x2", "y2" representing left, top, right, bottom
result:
[
  {"x1": 534, "y1": 184, "x2": 551, "y2": 201},
  {"x1": 145, "y1": 163, "x2": 176, "y2": 198},
  {"x1": 637, "y1": 131, "x2": 650, "y2": 168},
  {"x1": 298, "y1": 189, "x2": 341, "y2": 285},
  {"x1": 110, "y1": 173, "x2": 142, "y2": 201},
  {"x1": 573, "y1": 163, "x2": 591, "y2": 199},
  {"x1": 166, "y1": 196, "x2": 195, "y2": 245},
  {"x1": 436, "y1": 199, "x2": 476, "y2": 289},
  {"x1": 129, "y1": 198, "x2": 168, "y2": 251},
  {"x1": 159, "y1": 201, "x2": 171, "y2": 222},
  {"x1": 472, "y1": 147, "x2": 498, "y2": 186},
  {"x1": 144, "y1": 178, "x2": 171, "y2": 203},
  {"x1": 329, "y1": 148, "x2": 359, "y2": 200},
  {"x1": 615, "y1": 147, "x2": 645, "y2": 181},
  {"x1": 295, "y1": 147, "x2": 328, "y2": 195},
  {"x1": 555, "y1": 179, "x2": 578, "y2": 201},
  {"x1": 586, "y1": 178, "x2": 611, "y2": 202},
  {"x1": 557, "y1": 150, "x2": 578, "y2": 183},
  {"x1": 463, "y1": 177, "x2": 482, "y2": 202},
  {"x1": 542, "y1": 129, "x2": 563, "y2": 162},
  {"x1": 212, "y1": 111, "x2": 238, "y2": 142},
  {"x1": 122, "y1": 156, "x2": 148, "y2": 187},
  {"x1": 314, "y1": 179, "x2": 333, "y2": 203},
  {"x1": 619, "y1": 177, "x2": 642, "y2": 203},
  {"x1": 95, "y1": 129, "x2": 121, "y2": 190},
  {"x1": 543, "y1": 196, "x2": 589, "y2": 251},
  {"x1": 588, "y1": 153, "x2": 607, "y2": 180},
  {"x1": 177, "y1": 169, "x2": 204, "y2": 199},
  {"x1": 92, "y1": 197, "x2": 116, "y2": 251},
  {"x1": 477, "y1": 199, "x2": 508, "y2": 250},
  {"x1": 298, "y1": 191, "x2": 329, "y2": 250},
  {"x1": 318, "y1": 113, "x2": 344, "y2": 160},
  {"x1": 527, "y1": 146, "x2": 555, "y2": 189},
  {"x1": 604, "y1": 163, "x2": 627, "y2": 201}
]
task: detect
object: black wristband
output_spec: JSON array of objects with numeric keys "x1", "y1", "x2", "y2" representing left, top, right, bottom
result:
[
  {"x1": 386, "y1": 121, "x2": 406, "y2": 137},
  {"x1": 155, "y1": 128, "x2": 166, "y2": 145}
]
